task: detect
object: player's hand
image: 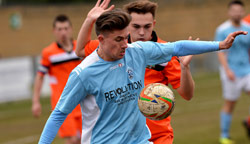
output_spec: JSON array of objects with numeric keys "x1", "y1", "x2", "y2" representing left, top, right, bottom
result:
[
  {"x1": 87, "y1": 0, "x2": 115, "y2": 21},
  {"x1": 32, "y1": 101, "x2": 42, "y2": 118},
  {"x1": 179, "y1": 36, "x2": 199, "y2": 68},
  {"x1": 219, "y1": 31, "x2": 248, "y2": 50},
  {"x1": 226, "y1": 69, "x2": 235, "y2": 81}
]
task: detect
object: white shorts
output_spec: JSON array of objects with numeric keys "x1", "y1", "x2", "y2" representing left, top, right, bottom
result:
[{"x1": 219, "y1": 67, "x2": 250, "y2": 101}]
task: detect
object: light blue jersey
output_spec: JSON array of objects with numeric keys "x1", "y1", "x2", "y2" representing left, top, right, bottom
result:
[
  {"x1": 58, "y1": 41, "x2": 174, "y2": 144},
  {"x1": 39, "y1": 40, "x2": 219, "y2": 144},
  {"x1": 215, "y1": 20, "x2": 250, "y2": 77}
]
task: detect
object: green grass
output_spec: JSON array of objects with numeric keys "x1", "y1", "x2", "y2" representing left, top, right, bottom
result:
[
  {"x1": 0, "y1": 73, "x2": 249, "y2": 144},
  {"x1": 0, "y1": 97, "x2": 63, "y2": 144},
  {"x1": 171, "y1": 73, "x2": 250, "y2": 144}
]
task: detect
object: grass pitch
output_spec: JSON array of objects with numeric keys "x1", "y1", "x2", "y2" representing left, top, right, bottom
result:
[{"x1": 0, "y1": 73, "x2": 249, "y2": 144}]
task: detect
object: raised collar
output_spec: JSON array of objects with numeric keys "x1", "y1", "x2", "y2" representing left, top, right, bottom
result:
[{"x1": 127, "y1": 31, "x2": 158, "y2": 43}]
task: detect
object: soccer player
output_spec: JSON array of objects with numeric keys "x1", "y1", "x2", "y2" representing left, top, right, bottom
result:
[
  {"x1": 77, "y1": 1, "x2": 195, "y2": 143},
  {"x1": 32, "y1": 14, "x2": 82, "y2": 144},
  {"x1": 38, "y1": 0, "x2": 247, "y2": 143},
  {"x1": 214, "y1": 0, "x2": 250, "y2": 143}
]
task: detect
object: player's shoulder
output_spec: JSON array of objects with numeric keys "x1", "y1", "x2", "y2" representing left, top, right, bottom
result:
[
  {"x1": 42, "y1": 42, "x2": 59, "y2": 54},
  {"x1": 216, "y1": 20, "x2": 232, "y2": 33},
  {"x1": 128, "y1": 41, "x2": 156, "y2": 49},
  {"x1": 128, "y1": 42, "x2": 142, "y2": 48},
  {"x1": 242, "y1": 21, "x2": 250, "y2": 29},
  {"x1": 72, "y1": 50, "x2": 100, "y2": 76}
]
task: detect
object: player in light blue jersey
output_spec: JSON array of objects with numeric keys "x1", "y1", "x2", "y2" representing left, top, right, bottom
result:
[
  {"x1": 215, "y1": 0, "x2": 250, "y2": 143},
  {"x1": 38, "y1": 0, "x2": 247, "y2": 143}
]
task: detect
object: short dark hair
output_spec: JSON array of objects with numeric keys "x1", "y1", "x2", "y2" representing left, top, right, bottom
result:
[
  {"x1": 95, "y1": 9, "x2": 132, "y2": 36},
  {"x1": 53, "y1": 14, "x2": 72, "y2": 28},
  {"x1": 123, "y1": 0, "x2": 158, "y2": 18},
  {"x1": 228, "y1": 0, "x2": 244, "y2": 8}
]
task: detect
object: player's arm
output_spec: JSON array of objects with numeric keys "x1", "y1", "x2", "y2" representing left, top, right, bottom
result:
[
  {"x1": 176, "y1": 55, "x2": 195, "y2": 101},
  {"x1": 39, "y1": 109, "x2": 67, "y2": 144},
  {"x1": 171, "y1": 31, "x2": 247, "y2": 56},
  {"x1": 32, "y1": 49, "x2": 50, "y2": 118},
  {"x1": 39, "y1": 71, "x2": 86, "y2": 143},
  {"x1": 176, "y1": 37, "x2": 198, "y2": 100},
  {"x1": 135, "y1": 31, "x2": 247, "y2": 68},
  {"x1": 215, "y1": 29, "x2": 235, "y2": 81},
  {"x1": 217, "y1": 52, "x2": 235, "y2": 81},
  {"x1": 32, "y1": 73, "x2": 44, "y2": 118},
  {"x1": 75, "y1": 0, "x2": 114, "y2": 57}
]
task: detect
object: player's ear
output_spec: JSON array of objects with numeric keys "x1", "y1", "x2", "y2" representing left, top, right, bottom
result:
[
  {"x1": 153, "y1": 20, "x2": 156, "y2": 27},
  {"x1": 98, "y1": 34, "x2": 104, "y2": 43}
]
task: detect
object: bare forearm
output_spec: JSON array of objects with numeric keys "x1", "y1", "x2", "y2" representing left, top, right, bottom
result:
[
  {"x1": 177, "y1": 66, "x2": 195, "y2": 101},
  {"x1": 33, "y1": 74, "x2": 44, "y2": 103},
  {"x1": 217, "y1": 52, "x2": 230, "y2": 71},
  {"x1": 76, "y1": 17, "x2": 96, "y2": 58}
]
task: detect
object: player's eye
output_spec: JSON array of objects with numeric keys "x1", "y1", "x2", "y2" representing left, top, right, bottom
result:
[
  {"x1": 133, "y1": 25, "x2": 140, "y2": 29},
  {"x1": 144, "y1": 25, "x2": 151, "y2": 29},
  {"x1": 115, "y1": 37, "x2": 123, "y2": 42}
]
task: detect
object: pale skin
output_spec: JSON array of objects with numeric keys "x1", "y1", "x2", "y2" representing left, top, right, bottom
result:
[
  {"x1": 217, "y1": 4, "x2": 250, "y2": 114},
  {"x1": 75, "y1": 0, "x2": 114, "y2": 58},
  {"x1": 32, "y1": 21, "x2": 80, "y2": 144}
]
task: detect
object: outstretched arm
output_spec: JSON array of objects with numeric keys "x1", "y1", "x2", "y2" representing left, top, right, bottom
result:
[
  {"x1": 174, "y1": 31, "x2": 247, "y2": 98},
  {"x1": 172, "y1": 31, "x2": 248, "y2": 56},
  {"x1": 219, "y1": 31, "x2": 248, "y2": 50},
  {"x1": 75, "y1": 0, "x2": 114, "y2": 57},
  {"x1": 176, "y1": 37, "x2": 197, "y2": 100}
]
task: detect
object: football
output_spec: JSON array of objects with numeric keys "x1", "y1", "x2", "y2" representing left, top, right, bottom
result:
[{"x1": 138, "y1": 83, "x2": 175, "y2": 120}]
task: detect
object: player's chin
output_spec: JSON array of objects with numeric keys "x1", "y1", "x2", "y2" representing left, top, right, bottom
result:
[{"x1": 119, "y1": 52, "x2": 125, "y2": 58}]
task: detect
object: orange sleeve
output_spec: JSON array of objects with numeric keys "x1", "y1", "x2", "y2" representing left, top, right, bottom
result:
[
  {"x1": 37, "y1": 49, "x2": 51, "y2": 75},
  {"x1": 243, "y1": 14, "x2": 250, "y2": 24},
  {"x1": 84, "y1": 40, "x2": 99, "y2": 57},
  {"x1": 162, "y1": 56, "x2": 181, "y2": 89}
]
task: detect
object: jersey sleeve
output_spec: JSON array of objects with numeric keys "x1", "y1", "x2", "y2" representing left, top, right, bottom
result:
[
  {"x1": 162, "y1": 57, "x2": 181, "y2": 89},
  {"x1": 37, "y1": 49, "x2": 51, "y2": 75},
  {"x1": 56, "y1": 70, "x2": 87, "y2": 114},
  {"x1": 133, "y1": 40, "x2": 219, "y2": 65},
  {"x1": 39, "y1": 109, "x2": 67, "y2": 144},
  {"x1": 172, "y1": 40, "x2": 219, "y2": 56},
  {"x1": 132, "y1": 41, "x2": 174, "y2": 66},
  {"x1": 84, "y1": 40, "x2": 99, "y2": 57}
]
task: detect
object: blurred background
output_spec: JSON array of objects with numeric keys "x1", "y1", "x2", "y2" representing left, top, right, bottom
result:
[{"x1": 0, "y1": 0, "x2": 250, "y2": 143}]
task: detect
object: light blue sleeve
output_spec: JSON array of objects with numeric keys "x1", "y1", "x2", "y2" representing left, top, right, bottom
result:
[
  {"x1": 132, "y1": 41, "x2": 174, "y2": 66},
  {"x1": 56, "y1": 70, "x2": 86, "y2": 114},
  {"x1": 133, "y1": 40, "x2": 219, "y2": 65},
  {"x1": 39, "y1": 109, "x2": 67, "y2": 144},
  {"x1": 172, "y1": 40, "x2": 219, "y2": 56}
]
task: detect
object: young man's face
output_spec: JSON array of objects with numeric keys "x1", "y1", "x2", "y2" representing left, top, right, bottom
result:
[
  {"x1": 128, "y1": 12, "x2": 156, "y2": 42},
  {"x1": 98, "y1": 27, "x2": 129, "y2": 61},
  {"x1": 228, "y1": 4, "x2": 245, "y2": 24},
  {"x1": 53, "y1": 21, "x2": 73, "y2": 43}
]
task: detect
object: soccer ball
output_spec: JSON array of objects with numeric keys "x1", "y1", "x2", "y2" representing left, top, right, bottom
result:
[{"x1": 138, "y1": 83, "x2": 175, "y2": 120}]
